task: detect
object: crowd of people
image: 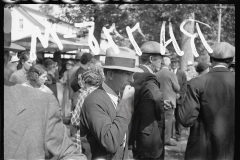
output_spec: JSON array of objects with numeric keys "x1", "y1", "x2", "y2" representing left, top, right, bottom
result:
[{"x1": 4, "y1": 40, "x2": 235, "y2": 160}]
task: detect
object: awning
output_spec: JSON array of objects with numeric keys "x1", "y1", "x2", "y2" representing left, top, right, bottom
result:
[
  {"x1": 4, "y1": 43, "x2": 26, "y2": 52},
  {"x1": 13, "y1": 34, "x2": 89, "y2": 52}
]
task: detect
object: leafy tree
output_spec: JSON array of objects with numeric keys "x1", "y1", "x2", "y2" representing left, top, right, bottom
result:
[
  {"x1": 39, "y1": 4, "x2": 54, "y2": 16},
  {"x1": 55, "y1": 4, "x2": 234, "y2": 69}
]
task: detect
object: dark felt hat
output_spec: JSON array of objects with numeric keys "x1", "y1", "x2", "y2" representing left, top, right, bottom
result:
[{"x1": 171, "y1": 57, "x2": 180, "y2": 62}]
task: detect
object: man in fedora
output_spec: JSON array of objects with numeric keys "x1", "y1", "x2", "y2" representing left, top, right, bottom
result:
[
  {"x1": 177, "y1": 42, "x2": 235, "y2": 160},
  {"x1": 80, "y1": 46, "x2": 143, "y2": 160},
  {"x1": 129, "y1": 41, "x2": 165, "y2": 159},
  {"x1": 171, "y1": 56, "x2": 187, "y2": 142}
]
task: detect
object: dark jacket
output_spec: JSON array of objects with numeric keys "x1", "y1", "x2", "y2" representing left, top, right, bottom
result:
[
  {"x1": 80, "y1": 85, "x2": 132, "y2": 160},
  {"x1": 178, "y1": 67, "x2": 235, "y2": 160},
  {"x1": 175, "y1": 69, "x2": 187, "y2": 104},
  {"x1": 129, "y1": 65, "x2": 165, "y2": 159}
]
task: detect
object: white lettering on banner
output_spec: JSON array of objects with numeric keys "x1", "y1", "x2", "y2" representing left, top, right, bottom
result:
[
  {"x1": 30, "y1": 23, "x2": 63, "y2": 61},
  {"x1": 160, "y1": 21, "x2": 184, "y2": 56},
  {"x1": 102, "y1": 24, "x2": 120, "y2": 54},
  {"x1": 75, "y1": 22, "x2": 100, "y2": 55},
  {"x1": 180, "y1": 19, "x2": 213, "y2": 57},
  {"x1": 126, "y1": 22, "x2": 145, "y2": 56}
]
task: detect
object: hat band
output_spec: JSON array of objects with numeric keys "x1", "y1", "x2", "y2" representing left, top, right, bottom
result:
[{"x1": 105, "y1": 57, "x2": 135, "y2": 68}]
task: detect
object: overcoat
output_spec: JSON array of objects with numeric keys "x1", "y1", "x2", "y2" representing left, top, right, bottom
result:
[
  {"x1": 129, "y1": 65, "x2": 165, "y2": 159},
  {"x1": 178, "y1": 67, "x2": 235, "y2": 160},
  {"x1": 4, "y1": 84, "x2": 86, "y2": 159}
]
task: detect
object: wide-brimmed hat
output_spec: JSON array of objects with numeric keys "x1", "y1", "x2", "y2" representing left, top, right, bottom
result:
[
  {"x1": 187, "y1": 61, "x2": 193, "y2": 66},
  {"x1": 100, "y1": 47, "x2": 143, "y2": 73},
  {"x1": 10, "y1": 55, "x2": 19, "y2": 63},
  {"x1": 210, "y1": 42, "x2": 235, "y2": 59},
  {"x1": 66, "y1": 60, "x2": 74, "y2": 66},
  {"x1": 140, "y1": 41, "x2": 169, "y2": 56},
  {"x1": 171, "y1": 57, "x2": 179, "y2": 62}
]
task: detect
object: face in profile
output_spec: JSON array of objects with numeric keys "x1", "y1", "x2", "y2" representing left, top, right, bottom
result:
[
  {"x1": 112, "y1": 70, "x2": 134, "y2": 95},
  {"x1": 23, "y1": 59, "x2": 33, "y2": 71},
  {"x1": 37, "y1": 71, "x2": 48, "y2": 85},
  {"x1": 151, "y1": 56, "x2": 162, "y2": 72}
]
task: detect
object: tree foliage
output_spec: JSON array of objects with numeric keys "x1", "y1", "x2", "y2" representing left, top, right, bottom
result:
[
  {"x1": 39, "y1": 4, "x2": 54, "y2": 16},
  {"x1": 55, "y1": 4, "x2": 235, "y2": 64}
]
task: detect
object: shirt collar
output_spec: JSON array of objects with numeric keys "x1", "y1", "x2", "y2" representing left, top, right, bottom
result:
[
  {"x1": 102, "y1": 82, "x2": 119, "y2": 108},
  {"x1": 213, "y1": 64, "x2": 227, "y2": 68},
  {"x1": 142, "y1": 65, "x2": 154, "y2": 73}
]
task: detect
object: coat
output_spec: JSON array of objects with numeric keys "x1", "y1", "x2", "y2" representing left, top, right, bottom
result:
[
  {"x1": 175, "y1": 69, "x2": 187, "y2": 105},
  {"x1": 80, "y1": 85, "x2": 132, "y2": 160},
  {"x1": 4, "y1": 84, "x2": 86, "y2": 159},
  {"x1": 178, "y1": 67, "x2": 235, "y2": 160},
  {"x1": 129, "y1": 65, "x2": 165, "y2": 159},
  {"x1": 156, "y1": 67, "x2": 180, "y2": 108}
]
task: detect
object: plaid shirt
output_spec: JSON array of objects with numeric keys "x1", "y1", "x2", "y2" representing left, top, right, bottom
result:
[{"x1": 71, "y1": 86, "x2": 97, "y2": 145}]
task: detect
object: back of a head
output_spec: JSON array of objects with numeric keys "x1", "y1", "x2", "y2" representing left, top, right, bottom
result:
[
  {"x1": 81, "y1": 69, "x2": 102, "y2": 87},
  {"x1": 27, "y1": 64, "x2": 46, "y2": 82},
  {"x1": 196, "y1": 62, "x2": 209, "y2": 74},
  {"x1": 80, "y1": 53, "x2": 93, "y2": 65},
  {"x1": 163, "y1": 57, "x2": 171, "y2": 67},
  {"x1": 17, "y1": 51, "x2": 30, "y2": 70}
]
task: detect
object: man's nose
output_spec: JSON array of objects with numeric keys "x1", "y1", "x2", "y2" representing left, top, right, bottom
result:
[{"x1": 129, "y1": 74, "x2": 134, "y2": 83}]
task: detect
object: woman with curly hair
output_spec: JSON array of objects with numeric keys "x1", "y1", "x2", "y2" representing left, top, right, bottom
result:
[
  {"x1": 21, "y1": 64, "x2": 53, "y2": 94},
  {"x1": 71, "y1": 69, "x2": 102, "y2": 147},
  {"x1": 9, "y1": 51, "x2": 33, "y2": 84}
]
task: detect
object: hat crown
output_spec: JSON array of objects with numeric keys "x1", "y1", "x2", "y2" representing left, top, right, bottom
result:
[
  {"x1": 106, "y1": 47, "x2": 136, "y2": 59},
  {"x1": 101, "y1": 46, "x2": 143, "y2": 73},
  {"x1": 140, "y1": 41, "x2": 169, "y2": 55},
  {"x1": 211, "y1": 42, "x2": 235, "y2": 59}
]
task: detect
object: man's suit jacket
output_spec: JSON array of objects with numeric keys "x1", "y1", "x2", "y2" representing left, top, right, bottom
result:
[
  {"x1": 178, "y1": 67, "x2": 235, "y2": 160},
  {"x1": 156, "y1": 67, "x2": 180, "y2": 107},
  {"x1": 175, "y1": 68, "x2": 187, "y2": 105},
  {"x1": 129, "y1": 65, "x2": 165, "y2": 159},
  {"x1": 4, "y1": 84, "x2": 86, "y2": 160},
  {"x1": 80, "y1": 85, "x2": 131, "y2": 160}
]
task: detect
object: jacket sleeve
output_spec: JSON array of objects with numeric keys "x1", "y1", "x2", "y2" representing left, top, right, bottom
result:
[
  {"x1": 71, "y1": 76, "x2": 80, "y2": 92},
  {"x1": 81, "y1": 97, "x2": 133, "y2": 153},
  {"x1": 44, "y1": 94, "x2": 87, "y2": 160},
  {"x1": 177, "y1": 80, "x2": 200, "y2": 127},
  {"x1": 179, "y1": 71, "x2": 187, "y2": 97},
  {"x1": 171, "y1": 73, "x2": 180, "y2": 93}
]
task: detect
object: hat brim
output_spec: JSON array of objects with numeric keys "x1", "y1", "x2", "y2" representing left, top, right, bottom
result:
[{"x1": 97, "y1": 65, "x2": 143, "y2": 73}]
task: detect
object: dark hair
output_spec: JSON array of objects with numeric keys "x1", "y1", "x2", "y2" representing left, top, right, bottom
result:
[
  {"x1": 80, "y1": 53, "x2": 93, "y2": 65},
  {"x1": 210, "y1": 57, "x2": 234, "y2": 64},
  {"x1": 195, "y1": 62, "x2": 209, "y2": 74},
  {"x1": 17, "y1": 51, "x2": 30, "y2": 70},
  {"x1": 27, "y1": 64, "x2": 47, "y2": 82}
]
